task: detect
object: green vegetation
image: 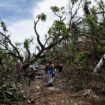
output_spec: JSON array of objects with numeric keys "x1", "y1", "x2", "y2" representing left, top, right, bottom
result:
[
  {"x1": 75, "y1": 51, "x2": 90, "y2": 64},
  {"x1": 0, "y1": 85, "x2": 26, "y2": 103},
  {"x1": 1, "y1": 0, "x2": 105, "y2": 103}
]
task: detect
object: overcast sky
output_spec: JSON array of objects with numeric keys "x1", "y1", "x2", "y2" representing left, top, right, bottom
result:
[
  {"x1": 0, "y1": 0, "x2": 69, "y2": 52},
  {"x1": 0, "y1": 0, "x2": 97, "y2": 52}
]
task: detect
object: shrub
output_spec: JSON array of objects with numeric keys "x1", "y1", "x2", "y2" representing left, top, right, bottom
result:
[{"x1": 75, "y1": 51, "x2": 90, "y2": 64}]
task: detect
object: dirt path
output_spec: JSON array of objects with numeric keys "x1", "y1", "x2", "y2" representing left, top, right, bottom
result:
[{"x1": 10, "y1": 70, "x2": 105, "y2": 105}]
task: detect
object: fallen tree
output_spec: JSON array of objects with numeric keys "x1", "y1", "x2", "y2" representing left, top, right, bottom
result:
[{"x1": 94, "y1": 54, "x2": 105, "y2": 73}]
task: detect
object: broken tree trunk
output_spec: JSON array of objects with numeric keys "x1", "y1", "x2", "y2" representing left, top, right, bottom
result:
[{"x1": 94, "y1": 54, "x2": 105, "y2": 73}]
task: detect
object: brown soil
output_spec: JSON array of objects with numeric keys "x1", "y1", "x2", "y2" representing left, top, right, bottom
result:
[{"x1": 1, "y1": 70, "x2": 105, "y2": 105}]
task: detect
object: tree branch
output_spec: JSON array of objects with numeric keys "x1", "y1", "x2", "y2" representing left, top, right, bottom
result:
[
  {"x1": 22, "y1": 37, "x2": 64, "y2": 70},
  {"x1": 79, "y1": 33, "x2": 105, "y2": 40},
  {"x1": 26, "y1": 48, "x2": 31, "y2": 60},
  {"x1": 45, "y1": 37, "x2": 64, "y2": 50},
  {"x1": 34, "y1": 19, "x2": 44, "y2": 49},
  {"x1": 0, "y1": 32, "x2": 23, "y2": 61},
  {"x1": 69, "y1": 0, "x2": 82, "y2": 29}
]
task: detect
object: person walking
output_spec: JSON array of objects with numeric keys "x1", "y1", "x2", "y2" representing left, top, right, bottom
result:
[{"x1": 45, "y1": 60, "x2": 55, "y2": 86}]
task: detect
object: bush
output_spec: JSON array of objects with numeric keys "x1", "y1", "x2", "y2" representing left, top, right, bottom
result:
[
  {"x1": 0, "y1": 85, "x2": 26, "y2": 103},
  {"x1": 75, "y1": 51, "x2": 90, "y2": 64}
]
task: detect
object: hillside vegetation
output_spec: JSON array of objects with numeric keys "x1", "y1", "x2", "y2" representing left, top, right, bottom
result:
[{"x1": 1, "y1": 0, "x2": 105, "y2": 104}]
